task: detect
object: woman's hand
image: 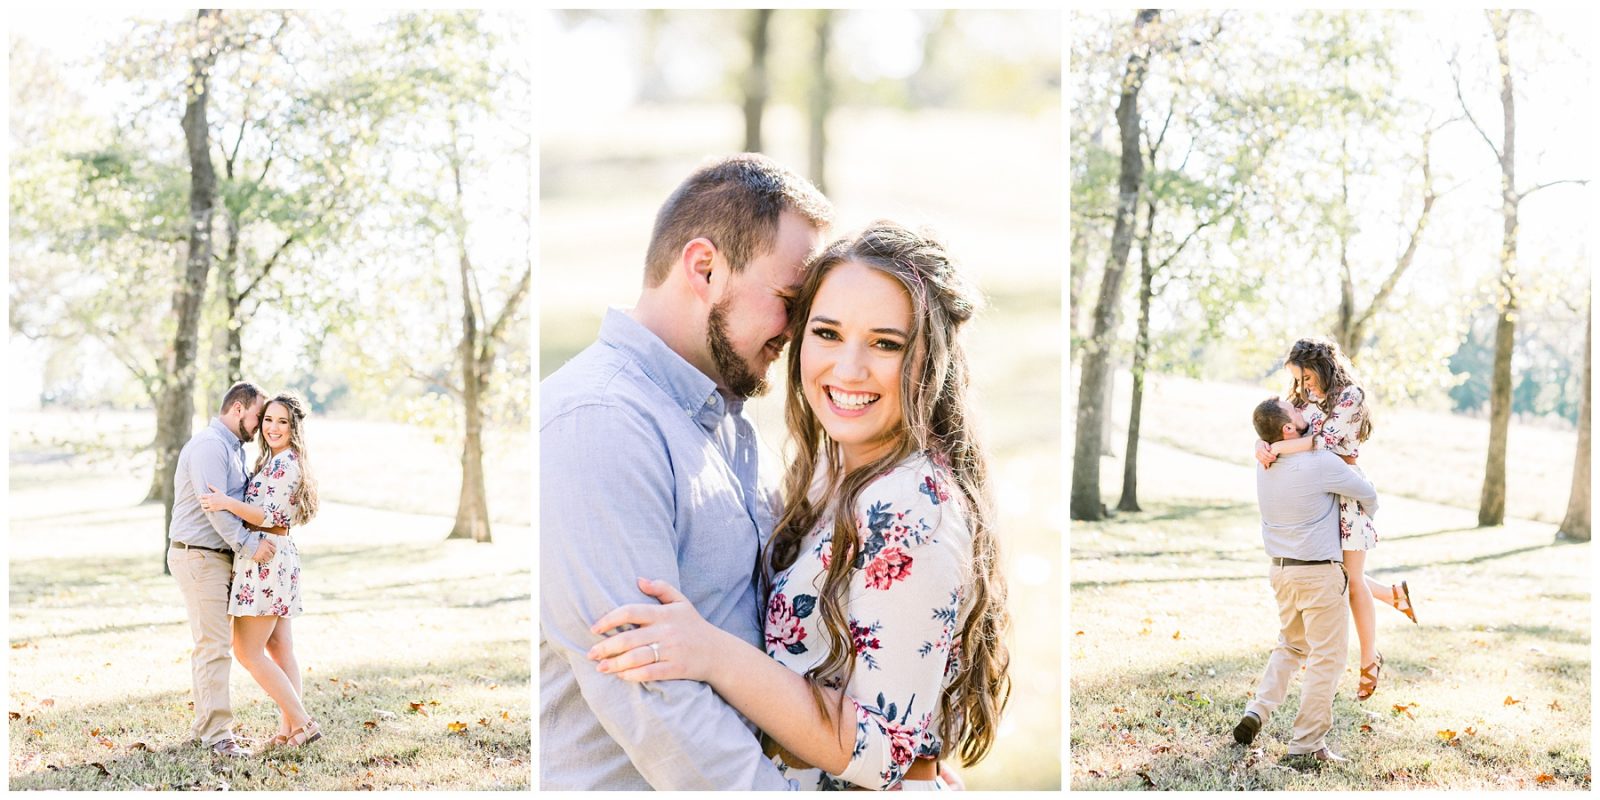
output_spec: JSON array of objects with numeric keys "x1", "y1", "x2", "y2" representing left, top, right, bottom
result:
[
  {"x1": 198, "y1": 483, "x2": 236, "y2": 514},
  {"x1": 1254, "y1": 440, "x2": 1277, "y2": 468},
  {"x1": 587, "y1": 578, "x2": 723, "y2": 684}
]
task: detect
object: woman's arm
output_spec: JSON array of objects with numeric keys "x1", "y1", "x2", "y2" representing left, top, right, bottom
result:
[
  {"x1": 589, "y1": 579, "x2": 857, "y2": 774},
  {"x1": 1268, "y1": 433, "x2": 1317, "y2": 457},
  {"x1": 198, "y1": 483, "x2": 267, "y2": 526}
]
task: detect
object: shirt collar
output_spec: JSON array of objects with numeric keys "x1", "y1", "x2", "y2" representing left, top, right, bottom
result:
[
  {"x1": 599, "y1": 308, "x2": 730, "y2": 432},
  {"x1": 208, "y1": 417, "x2": 244, "y2": 448}
]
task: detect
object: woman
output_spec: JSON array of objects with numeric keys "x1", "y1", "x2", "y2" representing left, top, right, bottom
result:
[
  {"x1": 200, "y1": 392, "x2": 321, "y2": 748},
  {"x1": 1254, "y1": 337, "x2": 1416, "y2": 700},
  {"x1": 587, "y1": 224, "x2": 1010, "y2": 789}
]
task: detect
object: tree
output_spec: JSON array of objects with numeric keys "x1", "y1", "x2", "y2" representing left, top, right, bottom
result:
[
  {"x1": 743, "y1": 9, "x2": 774, "y2": 153},
  {"x1": 806, "y1": 10, "x2": 833, "y2": 193},
  {"x1": 1071, "y1": 9, "x2": 1158, "y2": 522},
  {"x1": 1557, "y1": 312, "x2": 1590, "y2": 541},
  {"x1": 378, "y1": 12, "x2": 532, "y2": 543},
  {"x1": 152, "y1": 10, "x2": 225, "y2": 567},
  {"x1": 1452, "y1": 10, "x2": 1589, "y2": 526}
]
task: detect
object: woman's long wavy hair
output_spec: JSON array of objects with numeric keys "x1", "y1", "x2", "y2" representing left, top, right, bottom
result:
[
  {"x1": 1285, "y1": 337, "x2": 1373, "y2": 442},
  {"x1": 254, "y1": 392, "x2": 320, "y2": 526},
  {"x1": 762, "y1": 222, "x2": 1011, "y2": 767}
]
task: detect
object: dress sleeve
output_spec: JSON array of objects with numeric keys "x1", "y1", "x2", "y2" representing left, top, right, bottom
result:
[
  {"x1": 835, "y1": 461, "x2": 971, "y2": 790},
  {"x1": 253, "y1": 453, "x2": 301, "y2": 528},
  {"x1": 1316, "y1": 386, "x2": 1365, "y2": 456}
]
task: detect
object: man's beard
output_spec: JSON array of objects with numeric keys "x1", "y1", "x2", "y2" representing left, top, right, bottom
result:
[{"x1": 707, "y1": 299, "x2": 769, "y2": 399}]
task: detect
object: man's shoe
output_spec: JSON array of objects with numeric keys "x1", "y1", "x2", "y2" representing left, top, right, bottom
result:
[
  {"x1": 1310, "y1": 747, "x2": 1347, "y2": 763},
  {"x1": 1232, "y1": 711, "x2": 1261, "y2": 745},
  {"x1": 210, "y1": 739, "x2": 253, "y2": 758}
]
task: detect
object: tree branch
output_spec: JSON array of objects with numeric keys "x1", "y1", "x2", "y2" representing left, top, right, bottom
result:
[
  {"x1": 1521, "y1": 178, "x2": 1590, "y2": 199},
  {"x1": 1449, "y1": 52, "x2": 1503, "y2": 164}
]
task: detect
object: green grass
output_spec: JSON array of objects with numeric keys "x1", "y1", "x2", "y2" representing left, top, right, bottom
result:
[
  {"x1": 541, "y1": 106, "x2": 1063, "y2": 789},
  {"x1": 1069, "y1": 435, "x2": 1591, "y2": 791},
  {"x1": 8, "y1": 415, "x2": 531, "y2": 790}
]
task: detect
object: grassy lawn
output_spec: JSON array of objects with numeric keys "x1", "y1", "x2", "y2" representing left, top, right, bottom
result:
[
  {"x1": 8, "y1": 413, "x2": 531, "y2": 790},
  {"x1": 1069, "y1": 434, "x2": 1590, "y2": 790},
  {"x1": 541, "y1": 106, "x2": 1063, "y2": 789}
]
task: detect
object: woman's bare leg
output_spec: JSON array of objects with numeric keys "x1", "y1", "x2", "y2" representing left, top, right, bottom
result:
[
  {"x1": 233, "y1": 616, "x2": 310, "y2": 737},
  {"x1": 1344, "y1": 550, "x2": 1378, "y2": 669},
  {"x1": 1366, "y1": 574, "x2": 1395, "y2": 605},
  {"x1": 264, "y1": 618, "x2": 302, "y2": 738}
]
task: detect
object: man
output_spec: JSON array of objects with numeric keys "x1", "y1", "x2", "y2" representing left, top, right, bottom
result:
[
  {"x1": 1233, "y1": 396, "x2": 1379, "y2": 764},
  {"x1": 168, "y1": 382, "x2": 277, "y2": 758},
  {"x1": 540, "y1": 154, "x2": 832, "y2": 789}
]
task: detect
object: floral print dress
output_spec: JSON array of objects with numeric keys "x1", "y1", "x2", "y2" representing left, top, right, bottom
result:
[
  {"x1": 1301, "y1": 384, "x2": 1378, "y2": 551},
  {"x1": 228, "y1": 450, "x2": 304, "y2": 617},
  {"x1": 764, "y1": 452, "x2": 973, "y2": 791}
]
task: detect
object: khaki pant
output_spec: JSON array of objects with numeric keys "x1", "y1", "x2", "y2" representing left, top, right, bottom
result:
[
  {"x1": 1245, "y1": 563, "x2": 1349, "y2": 754},
  {"x1": 169, "y1": 545, "x2": 236, "y2": 746}
]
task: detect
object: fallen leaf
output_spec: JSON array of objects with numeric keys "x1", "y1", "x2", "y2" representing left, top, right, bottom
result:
[
  {"x1": 1137, "y1": 771, "x2": 1156, "y2": 788},
  {"x1": 1536, "y1": 774, "x2": 1556, "y2": 784},
  {"x1": 447, "y1": 721, "x2": 468, "y2": 734},
  {"x1": 1138, "y1": 627, "x2": 1151, "y2": 636},
  {"x1": 1087, "y1": 769, "x2": 1105, "y2": 778},
  {"x1": 129, "y1": 742, "x2": 149, "y2": 751},
  {"x1": 500, "y1": 711, "x2": 510, "y2": 721},
  {"x1": 7, "y1": 712, "x2": 18, "y2": 720},
  {"x1": 98, "y1": 737, "x2": 115, "y2": 749},
  {"x1": 363, "y1": 721, "x2": 378, "y2": 729},
  {"x1": 1549, "y1": 700, "x2": 1563, "y2": 711},
  {"x1": 1437, "y1": 729, "x2": 1457, "y2": 740},
  {"x1": 90, "y1": 728, "x2": 101, "y2": 737},
  {"x1": 408, "y1": 702, "x2": 429, "y2": 717},
  {"x1": 1171, "y1": 630, "x2": 1181, "y2": 640},
  {"x1": 1142, "y1": 617, "x2": 1154, "y2": 624},
  {"x1": 39, "y1": 698, "x2": 54, "y2": 708},
  {"x1": 1112, "y1": 706, "x2": 1126, "y2": 714},
  {"x1": 1151, "y1": 744, "x2": 1172, "y2": 754},
  {"x1": 90, "y1": 762, "x2": 110, "y2": 776},
  {"x1": 1464, "y1": 727, "x2": 1477, "y2": 737},
  {"x1": 1360, "y1": 724, "x2": 1374, "y2": 733},
  {"x1": 1504, "y1": 696, "x2": 1521, "y2": 706},
  {"x1": 427, "y1": 700, "x2": 440, "y2": 707},
  {"x1": 477, "y1": 717, "x2": 490, "y2": 727},
  {"x1": 1075, "y1": 630, "x2": 1085, "y2": 636}
]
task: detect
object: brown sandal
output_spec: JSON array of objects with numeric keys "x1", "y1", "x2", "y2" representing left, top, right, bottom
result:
[
  {"x1": 1357, "y1": 652, "x2": 1384, "y2": 701},
  {"x1": 285, "y1": 719, "x2": 322, "y2": 748},
  {"x1": 1391, "y1": 581, "x2": 1417, "y2": 624}
]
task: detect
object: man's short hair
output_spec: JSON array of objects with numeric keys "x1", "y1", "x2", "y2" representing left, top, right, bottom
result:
[
  {"x1": 220, "y1": 381, "x2": 264, "y2": 415},
  {"x1": 643, "y1": 154, "x2": 832, "y2": 287},
  {"x1": 1253, "y1": 396, "x2": 1293, "y2": 444}
]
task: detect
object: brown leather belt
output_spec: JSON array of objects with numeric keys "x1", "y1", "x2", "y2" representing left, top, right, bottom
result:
[
  {"x1": 904, "y1": 757, "x2": 939, "y2": 782},
  {"x1": 247, "y1": 524, "x2": 290, "y2": 536},
  {"x1": 171, "y1": 541, "x2": 229, "y2": 555}
]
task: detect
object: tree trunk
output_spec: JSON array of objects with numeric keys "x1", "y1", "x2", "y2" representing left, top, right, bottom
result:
[
  {"x1": 1070, "y1": 9, "x2": 1156, "y2": 522},
  {"x1": 742, "y1": 9, "x2": 773, "y2": 153},
  {"x1": 153, "y1": 9, "x2": 223, "y2": 572},
  {"x1": 807, "y1": 10, "x2": 832, "y2": 194},
  {"x1": 1478, "y1": 11, "x2": 1517, "y2": 527},
  {"x1": 1118, "y1": 197, "x2": 1157, "y2": 513},
  {"x1": 1558, "y1": 312, "x2": 1590, "y2": 541},
  {"x1": 448, "y1": 246, "x2": 492, "y2": 543}
]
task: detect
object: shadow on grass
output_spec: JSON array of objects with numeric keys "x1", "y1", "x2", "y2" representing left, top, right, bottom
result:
[
  {"x1": 1071, "y1": 646, "x2": 1591, "y2": 791},
  {"x1": 8, "y1": 649, "x2": 531, "y2": 791}
]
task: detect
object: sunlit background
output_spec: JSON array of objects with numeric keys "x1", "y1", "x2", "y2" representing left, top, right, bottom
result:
[{"x1": 538, "y1": 9, "x2": 1062, "y2": 790}]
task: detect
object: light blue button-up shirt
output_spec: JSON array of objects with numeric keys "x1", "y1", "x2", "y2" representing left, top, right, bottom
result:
[
  {"x1": 169, "y1": 417, "x2": 263, "y2": 557},
  {"x1": 539, "y1": 308, "x2": 791, "y2": 790}
]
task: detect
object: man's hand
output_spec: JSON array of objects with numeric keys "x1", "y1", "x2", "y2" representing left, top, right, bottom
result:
[
  {"x1": 252, "y1": 537, "x2": 277, "y2": 563},
  {"x1": 1254, "y1": 440, "x2": 1277, "y2": 468}
]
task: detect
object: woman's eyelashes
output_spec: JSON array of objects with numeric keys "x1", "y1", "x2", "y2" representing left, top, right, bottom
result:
[{"x1": 808, "y1": 326, "x2": 904, "y2": 352}]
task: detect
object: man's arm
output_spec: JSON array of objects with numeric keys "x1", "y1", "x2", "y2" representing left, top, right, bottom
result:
[
  {"x1": 189, "y1": 438, "x2": 264, "y2": 557},
  {"x1": 1313, "y1": 450, "x2": 1379, "y2": 519},
  {"x1": 540, "y1": 404, "x2": 792, "y2": 790}
]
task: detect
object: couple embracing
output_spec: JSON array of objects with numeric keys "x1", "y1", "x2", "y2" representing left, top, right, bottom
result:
[
  {"x1": 541, "y1": 155, "x2": 1011, "y2": 790},
  {"x1": 1236, "y1": 339, "x2": 1419, "y2": 763},
  {"x1": 168, "y1": 382, "x2": 319, "y2": 757}
]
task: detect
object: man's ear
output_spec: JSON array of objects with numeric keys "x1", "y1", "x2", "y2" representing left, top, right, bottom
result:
[{"x1": 680, "y1": 237, "x2": 717, "y2": 303}]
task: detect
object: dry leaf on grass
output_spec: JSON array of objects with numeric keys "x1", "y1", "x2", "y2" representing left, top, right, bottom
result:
[
  {"x1": 447, "y1": 721, "x2": 468, "y2": 734},
  {"x1": 1504, "y1": 696, "x2": 1521, "y2": 706}
]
